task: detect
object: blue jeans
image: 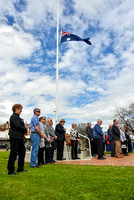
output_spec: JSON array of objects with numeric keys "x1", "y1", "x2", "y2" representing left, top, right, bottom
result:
[{"x1": 30, "y1": 133, "x2": 40, "y2": 167}]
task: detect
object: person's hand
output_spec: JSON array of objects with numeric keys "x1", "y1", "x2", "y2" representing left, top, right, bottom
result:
[
  {"x1": 54, "y1": 136, "x2": 57, "y2": 140},
  {"x1": 40, "y1": 134, "x2": 44, "y2": 138},
  {"x1": 64, "y1": 128, "x2": 66, "y2": 131},
  {"x1": 91, "y1": 139, "x2": 93, "y2": 141},
  {"x1": 47, "y1": 138, "x2": 51, "y2": 142},
  {"x1": 77, "y1": 138, "x2": 80, "y2": 142}
]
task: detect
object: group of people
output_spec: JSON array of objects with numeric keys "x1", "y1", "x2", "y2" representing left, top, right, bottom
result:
[
  {"x1": 86, "y1": 119, "x2": 132, "y2": 160},
  {"x1": 7, "y1": 104, "x2": 132, "y2": 175},
  {"x1": 7, "y1": 104, "x2": 68, "y2": 174}
]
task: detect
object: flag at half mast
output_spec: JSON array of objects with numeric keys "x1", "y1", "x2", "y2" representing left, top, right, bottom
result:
[{"x1": 60, "y1": 30, "x2": 91, "y2": 45}]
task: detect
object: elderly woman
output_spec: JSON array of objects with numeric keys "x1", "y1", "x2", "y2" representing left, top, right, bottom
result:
[
  {"x1": 38, "y1": 116, "x2": 46, "y2": 166},
  {"x1": 7, "y1": 104, "x2": 27, "y2": 175},
  {"x1": 120, "y1": 126, "x2": 128, "y2": 156},
  {"x1": 70, "y1": 123, "x2": 80, "y2": 160}
]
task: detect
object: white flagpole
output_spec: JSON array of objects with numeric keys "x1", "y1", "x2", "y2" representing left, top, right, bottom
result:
[{"x1": 56, "y1": 0, "x2": 59, "y2": 125}]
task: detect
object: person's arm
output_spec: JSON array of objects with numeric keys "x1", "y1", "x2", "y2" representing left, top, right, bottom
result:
[
  {"x1": 49, "y1": 128, "x2": 57, "y2": 140},
  {"x1": 56, "y1": 124, "x2": 66, "y2": 134},
  {"x1": 43, "y1": 127, "x2": 50, "y2": 142},
  {"x1": 35, "y1": 125, "x2": 44, "y2": 138},
  {"x1": 95, "y1": 125, "x2": 103, "y2": 136},
  {"x1": 86, "y1": 127, "x2": 90, "y2": 139},
  {"x1": 112, "y1": 125, "x2": 120, "y2": 137},
  {"x1": 10, "y1": 115, "x2": 27, "y2": 134}
]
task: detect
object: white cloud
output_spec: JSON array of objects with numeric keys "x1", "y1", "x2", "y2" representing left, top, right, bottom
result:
[{"x1": 0, "y1": 0, "x2": 134, "y2": 132}]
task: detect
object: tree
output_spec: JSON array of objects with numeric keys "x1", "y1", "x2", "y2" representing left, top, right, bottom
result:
[{"x1": 114, "y1": 103, "x2": 134, "y2": 132}]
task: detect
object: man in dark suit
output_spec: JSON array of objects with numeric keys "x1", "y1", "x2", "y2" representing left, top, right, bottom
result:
[
  {"x1": 55, "y1": 119, "x2": 66, "y2": 160},
  {"x1": 112, "y1": 119, "x2": 122, "y2": 158},
  {"x1": 107, "y1": 124, "x2": 115, "y2": 157},
  {"x1": 86, "y1": 122, "x2": 96, "y2": 156}
]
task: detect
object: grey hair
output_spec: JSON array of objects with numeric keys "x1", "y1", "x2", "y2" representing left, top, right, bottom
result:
[
  {"x1": 72, "y1": 123, "x2": 77, "y2": 128},
  {"x1": 47, "y1": 117, "x2": 52, "y2": 121},
  {"x1": 33, "y1": 108, "x2": 40, "y2": 114},
  {"x1": 97, "y1": 119, "x2": 102, "y2": 123}
]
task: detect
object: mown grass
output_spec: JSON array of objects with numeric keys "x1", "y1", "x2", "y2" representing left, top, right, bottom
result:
[{"x1": 0, "y1": 151, "x2": 134, "y2": 200}]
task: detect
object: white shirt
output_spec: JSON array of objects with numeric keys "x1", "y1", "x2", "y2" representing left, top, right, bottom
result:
[{"x1": 120, "y1": 130, "x2": 126, "y2": 142}]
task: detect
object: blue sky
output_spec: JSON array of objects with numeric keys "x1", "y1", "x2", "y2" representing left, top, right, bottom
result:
[{"x1": 0, "y1": 0, "x2": 134, "y2": 131}]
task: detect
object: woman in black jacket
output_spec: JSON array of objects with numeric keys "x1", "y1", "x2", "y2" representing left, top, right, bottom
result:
[{"x1": 7, "y1": 104, "x2": 27, "y2": 175}]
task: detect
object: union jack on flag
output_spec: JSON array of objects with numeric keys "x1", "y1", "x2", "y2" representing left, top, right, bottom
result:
[{"x1": 60, "y1": 30, "x2": 91, "y2": 45}]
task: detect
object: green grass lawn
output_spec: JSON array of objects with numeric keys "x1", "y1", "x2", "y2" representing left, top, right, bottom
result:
[{"x1": 0, "y1": 151, "x2": 134, "y2": 200}]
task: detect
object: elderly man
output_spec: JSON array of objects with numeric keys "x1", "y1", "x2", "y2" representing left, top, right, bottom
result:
[
  {"x1": 112, "y1": 119, "x2": 122, "y2": 158},
  {"x1": 86, "y1": 122, "x2": 96, "y2": 156},
  {"x1": 30, "y1": 108, "x2": 44, "y2": 168},
  {"x1": 93, "y1": 119, "x2": 105, "y2": 160},
  {"x1": 7, "y1": 104, "x2": 27, "y2": 175},
  {"x1": 55, "y1": 119, "x2": 66, "y2": 161},
  {"x1": 44, "y1": 117, "x2": 57, "y2": 164},
  {"x1": 107, "y1": 124, "x2": 115, "y2": 157}
]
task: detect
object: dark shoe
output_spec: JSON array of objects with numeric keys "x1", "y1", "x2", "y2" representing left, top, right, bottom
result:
[
  {"x1": 38, "y1": 163, "x2": 42, "y2": 166},
  {"x1": 8, "y1": 172, "x2": 19, "y2": 175},
  {"x1": 62, "y1": 158, "x2": 66, "y2": 160},
  {"x1": 17, "y1": 169, "x2": 28, "y2": 172},
  {"x1": 76, "y1": 157, "x2": 80, "y2": 159},
  {"x1": 124, "y1": 154, "x2": 129, "y2": 156},
  {"x1": 72, "y1": 158, "x2": 76, "y2": 160},
  {"x1": 98, "y1": 157, "x2": 106, "y2": 160},
  {"x1": 52, "y1": 160, "x2": 56, "y2": 163},
  {"x1": 41, "y1": 162, "x2": 47, "y2": 165}
]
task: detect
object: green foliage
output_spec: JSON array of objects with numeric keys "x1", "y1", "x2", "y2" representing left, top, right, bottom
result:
[{"x1": 0, "y1": 151, "x2": 134, "y2": 200}]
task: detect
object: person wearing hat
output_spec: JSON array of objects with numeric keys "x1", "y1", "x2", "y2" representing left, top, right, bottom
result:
[{"x1": 55, "y1": 119, "x2": 66, "y2": 160}]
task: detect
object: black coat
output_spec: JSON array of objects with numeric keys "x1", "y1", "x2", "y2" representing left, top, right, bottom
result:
[
  {"x1": 86, "y1": 126, "x2": 93, "y2": 139},
  {"x1": 112, "y1": 124, "x2": 120, "y2": 140},
  {"x1": 9, "y1": 113, "x2": 27, "y2": 139},
  {"x1": 107, "y1": 128, "x2": 113, "y2": 141},
  {"x1": 55, "y1": 123, "x2": 65, "y2": 141}
]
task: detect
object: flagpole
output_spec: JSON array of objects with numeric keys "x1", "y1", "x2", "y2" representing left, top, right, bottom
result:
[{"x1": 56, "y1": 0, "x2": 59, "y2": 125}]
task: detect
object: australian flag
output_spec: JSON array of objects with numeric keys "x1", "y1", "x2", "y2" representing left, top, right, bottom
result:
[{"x1": 60, "y1": 30, "x2": 91, "y2": 45}]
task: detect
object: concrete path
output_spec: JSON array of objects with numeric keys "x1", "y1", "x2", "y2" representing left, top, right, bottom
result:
[{"x1": 55, "y1": 154, "x2": 134, "y2": 166}]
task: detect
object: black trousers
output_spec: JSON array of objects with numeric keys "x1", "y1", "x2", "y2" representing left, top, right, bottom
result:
[
  {"x1": 7, "y1": 138, "x2": 25, "y2": 174},
  {"x1": 57, "y1": 140, "x2": 64, "y2": 160},
  {"x1": 71, "y1": 140, "x2": 78, "y2": 159},
  {"x1": 38, "y1": 147, "x2": 45, "y2": 164},
  {"x1": 103, "y1": 142, "x2": 105, "y2": 155},
  {"x1": 121, "y1": 141, "x2": 127, "y2": 155},
  {"x1": 51, "y1": 141, "x2": 55, "y2": 161},
  {"x1": 110, "y1": 140, "x2": 115, "y2": 156},
  {"x1": 90, "y1": 139, "x2": 96, "y2": 156},
  {"x1": 94, "y1": 138, "x2": 103, "y2": 158},
  {"x1": 45, "y1": 147, "x2": 52, "y2": 163}
]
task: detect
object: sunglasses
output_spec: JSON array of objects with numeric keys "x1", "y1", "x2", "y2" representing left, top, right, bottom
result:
[
  {"x1": 42, "y1": 118, "x2": 46, "y2": 120},
  {"x1": 36, "y1": 111, "x2": 40, "y2": 113}
]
